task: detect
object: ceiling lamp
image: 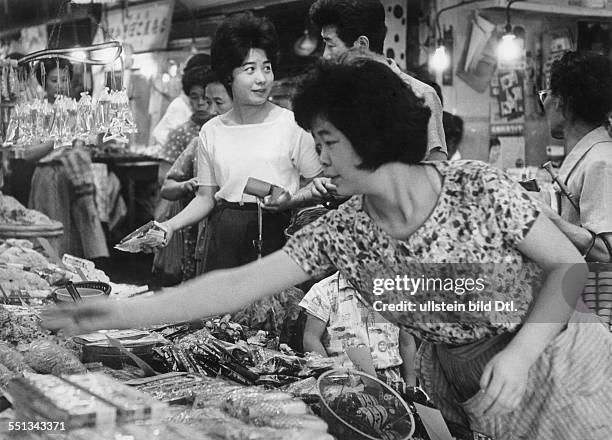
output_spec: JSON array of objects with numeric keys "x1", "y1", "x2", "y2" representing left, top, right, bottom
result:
[
  {"x1": 496, "y1": 0, "x2": 522, "y2": 64},
  {"x1": 430, "y1": 44, "x2": 451, "y2": 72},
  {"x1": 429, "y1": 0, "x2": 482, "y2": 73}
]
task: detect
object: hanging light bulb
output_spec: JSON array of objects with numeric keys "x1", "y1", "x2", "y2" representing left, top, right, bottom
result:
[
  {"x1": 430, "y1": 41, "x2": 451, "y2": 72},
  {"x1": 294, "y1": 29, "x2": 318, "y2": 57},
  {"x1": 497, "y1": 1, "x2": 522, "y2": 64},
  {"x1": 497, "y1": 25, "x2": 521, "y2": 63}
]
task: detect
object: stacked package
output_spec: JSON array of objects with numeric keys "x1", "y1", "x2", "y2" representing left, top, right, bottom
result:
[
  {"x1": 62, "y1": 373, "x2": 167, "y2": 424},
  {"x1": 7, "y1": 372, "x2": 168, "y2": 430},
  {"x1": 7, "y1": 374, "x2": 116, "y2": 429}
]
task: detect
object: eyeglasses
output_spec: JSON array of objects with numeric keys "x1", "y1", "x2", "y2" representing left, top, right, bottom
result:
[{"x1": 537, "y1": 89, "x2": 551, "y2": 105}]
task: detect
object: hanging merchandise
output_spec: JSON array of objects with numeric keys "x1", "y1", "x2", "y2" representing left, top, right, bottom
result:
[
  {"x1": 1, "y1": 40, "x2": 136, "y2": 153},
  {"x1": 0, "y1": 60, "x2": 19, "y2": 103}
]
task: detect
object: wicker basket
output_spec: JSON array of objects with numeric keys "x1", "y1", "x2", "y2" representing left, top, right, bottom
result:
[
  {"x1": 317, "y1": 369, "x2": 415, "y2": 440},
  {"x1": 583, "y1": 262, "x2": 612, "y2": 331}
]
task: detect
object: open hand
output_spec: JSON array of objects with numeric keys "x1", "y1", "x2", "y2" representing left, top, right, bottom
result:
[
  {"x1": 478, "y1": 348, "x2": 531, "y2": 418},
  {"x1": 41, "y1": 300, "x2": 121, "y2": 336}
]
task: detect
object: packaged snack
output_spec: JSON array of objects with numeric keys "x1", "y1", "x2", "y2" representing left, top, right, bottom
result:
[
  {"x1": 252, "y1": 413, "x2": 328, "y2": 431},
  {"x1": 23, "y1": 339, "x2": 86, "y2": 375},
  {"x1": 62, "y1": 372, "x2": 167, "y2": 423},
  {"x1": 115, "y1": 221, "x2": 167, "y2": 253},
  {"x1": 8, "y1": 373, "x2": 116, "y2": 429},
  {"x1": 0, "y1": 341, "x2": 32, "y2": 372}
]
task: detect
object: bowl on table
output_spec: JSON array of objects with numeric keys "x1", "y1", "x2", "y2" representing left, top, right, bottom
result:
[{"x1": 53, "y1": 281, "x2": 111, "y2": 303}]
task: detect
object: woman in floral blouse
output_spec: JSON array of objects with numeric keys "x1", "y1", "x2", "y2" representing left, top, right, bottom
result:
[{"x1": 45, "y1": 60, "x2": 612, "y2": 439}]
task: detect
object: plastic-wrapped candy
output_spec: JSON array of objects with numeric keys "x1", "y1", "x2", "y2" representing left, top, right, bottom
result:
[
  {"x1": 103, "y1": 90, "x2": 128, "y2": 143},
  {"x1": 0, "y1": 341, "x2": 32, "y2": 373},
  {"x1": 76, "y1": 92, "x2": 95, "y2": 140},
  {"x1": 61, "y1": 97, "x2": 79, "y2": 146},
  {"x1": 40, "y1": 99, "x2": 55, "y2": 141},
  {"x1": 116, "y1": 88, "x2": 137, "y2": 134},
  {"x1": 1, "y1": 63, "x2": 9, "y2": 101},
  {"x1": 95, "y1": 87, "x2": 111, "y2": 131},
  {"x1": 2, "y1": 103, "x2": 20, "y2": 146},
  {"x1": 23, "y1": 339, "x2": 86, "y2": 375},
  {"x1": 252, "y1": 414, "x2": 328, "y2": 432},
  {"x1": 7, "y1": 60, "x2": 18, "y2": 101}
]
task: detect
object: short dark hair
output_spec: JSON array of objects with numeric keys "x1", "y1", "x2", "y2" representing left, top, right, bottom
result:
[
  {"x1": 181, "y1": 66, "x2": 217, "y2": 96},
  {"x1": 34, "y1": 58, "x2": 73, "y2": 86},
  {"x1": 211, "y1": 11, "x2": 280, "y2": 98},
  {"x1": 550, "y1": 50, "x2": 612, "y2": 125},
  {"x1": 184, "y1": 53, "x2": 210, "y2": 72},
  {"x1": 293, "y1": 59, "x2": 431, "y2": 169},
  {"x1": 309, "y1": 0, "x2": 387, "y2": 54}
]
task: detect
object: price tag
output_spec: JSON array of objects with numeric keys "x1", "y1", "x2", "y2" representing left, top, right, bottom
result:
[
  {"x1": 345, "y1": 346, "x2": 376, "y2": 376},
  {"x1": 413, "y1": 402, "x2": 454, "y2": 440}
]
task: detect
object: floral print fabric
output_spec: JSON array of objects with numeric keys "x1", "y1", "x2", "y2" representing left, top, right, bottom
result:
[
  {"x1": 284, "y1": 160, "x2": 543, "y2": 345},
  {"x1": 158, "y1": 118, "x2": 202, "y2": 164}
]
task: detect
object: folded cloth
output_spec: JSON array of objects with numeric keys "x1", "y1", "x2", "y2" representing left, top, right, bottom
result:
[{"x1": 59, "y1": 148, "x2": 95, "y2": 199}]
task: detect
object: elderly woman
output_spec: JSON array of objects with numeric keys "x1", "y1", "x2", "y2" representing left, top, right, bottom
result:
[
  {"x1": 537, "y1": 51, "x2": 612, "y2": 262},
  {"x1": 44, "y1": 60, "x2": 612, "y2": 439}
]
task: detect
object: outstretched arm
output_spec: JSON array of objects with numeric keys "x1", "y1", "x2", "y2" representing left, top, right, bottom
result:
[{"x1": 42, "y1": 250, "x2": 311, "y2": 334}]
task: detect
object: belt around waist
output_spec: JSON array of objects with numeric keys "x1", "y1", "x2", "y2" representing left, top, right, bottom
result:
[{"x1": 216, "y1": 200, "x2": 259, "y2": 210}]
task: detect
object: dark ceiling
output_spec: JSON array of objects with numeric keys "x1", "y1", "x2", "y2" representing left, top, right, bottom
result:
[{"x1": 0, "y1": 0, "x2": 102, "y2": 40}]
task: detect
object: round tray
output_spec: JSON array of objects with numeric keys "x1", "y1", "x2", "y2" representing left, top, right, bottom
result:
[{"x1": 317, "y1": 369, "x2": 415, "y2": 440}]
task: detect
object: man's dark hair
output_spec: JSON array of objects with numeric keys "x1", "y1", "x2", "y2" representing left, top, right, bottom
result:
[
  {"x1": 181, "y1": 66, "x2": 218, "y2": 96},
  {"x1": 184, "y1": 53, "x2": 210, "y2": 72},
  {"x1": 309, "y1": 0, "x2": 387, "y2": 54},
  {"x1": 550, "y1": 50, "x2": 612, "y2": 125},
  {"x1": 211, "y1": 11, "x2": 279, "y2": 98},
  {"x1": 293, "y1": 59, "x2": 431, "y2": 169},
  {"x1": 34, "y1": 58, "x2": 74, "y2": 86}
]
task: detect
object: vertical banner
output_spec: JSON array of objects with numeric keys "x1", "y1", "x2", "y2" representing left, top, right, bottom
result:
[{"x1": 106, "y1": 0, "x2": 175, "y2": 53}]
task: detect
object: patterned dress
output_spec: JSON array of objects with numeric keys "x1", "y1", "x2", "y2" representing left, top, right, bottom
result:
[
  {"x1": 165, "y1": 138, "x2": 200, "y2": 281},
  {"x1": 283, "y1": 160, "x2": 612, "y2": 439},
  {"x1": 153, "y1": 118, "x2": 205, "y2": 281},
  {"x1": 158, "y1": 118, "x2": 202, "y2": 164}
]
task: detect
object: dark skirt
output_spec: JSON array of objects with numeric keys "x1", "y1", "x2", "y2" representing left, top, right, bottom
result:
[{"x1": 197, "y1": 200, "x2": 291, "y2": 274}]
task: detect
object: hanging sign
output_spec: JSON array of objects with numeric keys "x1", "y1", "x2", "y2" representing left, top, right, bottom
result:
[
  {"x1": 20, "y1": 25, "x2": 48, "y2": 54},
  {"x1": 106, "y1": 0, "x2": 175, "y2": 52}
]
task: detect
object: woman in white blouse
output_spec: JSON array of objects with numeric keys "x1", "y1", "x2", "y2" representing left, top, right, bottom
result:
[{"x1": 159, "y1": 12, "x2": 322, "y2": 272}]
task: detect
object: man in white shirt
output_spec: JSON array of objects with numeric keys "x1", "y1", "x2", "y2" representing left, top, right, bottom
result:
[{"x1": 309, "y1": 0, "x2": 447, "y2": 160}]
